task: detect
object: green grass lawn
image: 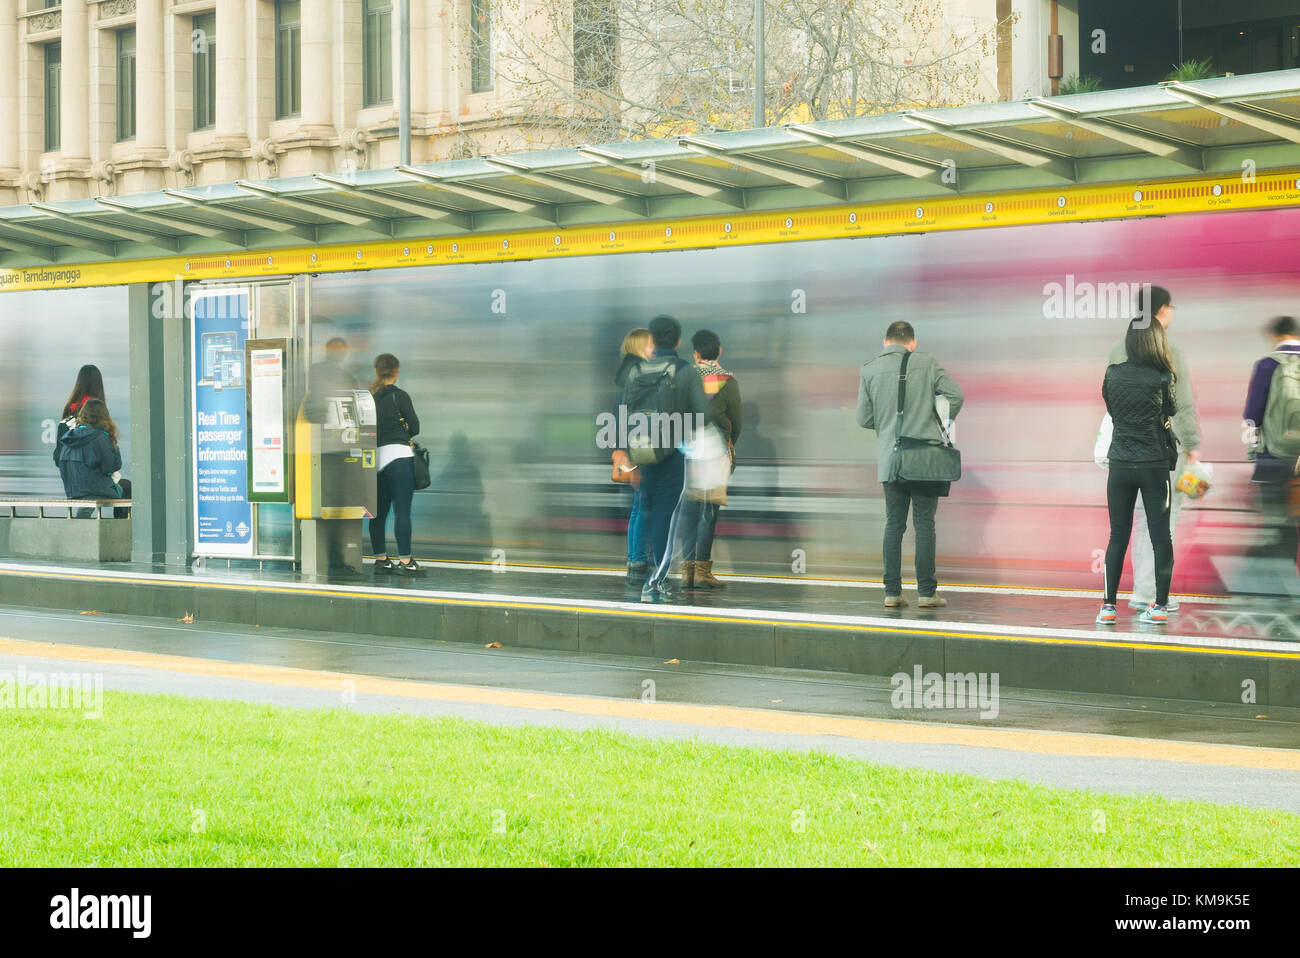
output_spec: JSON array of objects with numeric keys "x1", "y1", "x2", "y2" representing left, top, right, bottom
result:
[{"x1": 2, "y1": 690, "x2": 1297, "y2": 866}]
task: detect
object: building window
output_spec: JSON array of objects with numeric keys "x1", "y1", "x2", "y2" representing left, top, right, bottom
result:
[
  {"x1": 44, "y1": 42, "x2": 60, "y2": 153},
  {"x1": 574, "y1": 0, "x2": 617, "y2": 91},
  {"x1": 275, "y1": 0, "x2": 301, "y2": 118},
  {"x1": 364, "y1": 0, "x2": 393, "y2": 107},
  {"x1": 117, "y1": 28, "x2": 137, "y2": 141},
  {"x1": 470, "y1": 0, "x2": 492, "y2": 93},
  {"x1": 193, "y1": 13, "x2": 217, "y2": 130}
]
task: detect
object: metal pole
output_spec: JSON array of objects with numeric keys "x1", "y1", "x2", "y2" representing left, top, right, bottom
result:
[
  {"x1": 754, "y1": 0, "x2": 765, "y2": 129},
  {"x1": 399, "y1": 0, "x2": 411, "y2": 165}
]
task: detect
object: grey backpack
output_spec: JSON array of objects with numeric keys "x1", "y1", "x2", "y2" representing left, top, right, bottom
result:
[{"x1": 1262, "y1": 353, "x2": 1300, "y2": 458}]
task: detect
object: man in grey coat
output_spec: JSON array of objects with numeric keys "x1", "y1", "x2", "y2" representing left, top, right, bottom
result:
[
  {"x1": 1106, "y1": 285, "x2": 1201, "y2": 613},
  {"x1": 857, "y1": 321, "x2": 965, "y2": 608}
]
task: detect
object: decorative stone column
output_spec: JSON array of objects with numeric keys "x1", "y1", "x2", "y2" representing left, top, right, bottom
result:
[
  {"x1": 0, "y1": 0, "x2": 19, "y2": 204},
  {"x1": 47, "y1": 0, "x2": 92, "y2": 199},
  {"x1": 118, "y1": 0, "x2": 168, "y2": 193},
  {"x1": 194, "y1": 0, "x2": 251, "y2": 184},
  {"x1": 278, "y1": 0, "x2": 337, "y2": 176}
]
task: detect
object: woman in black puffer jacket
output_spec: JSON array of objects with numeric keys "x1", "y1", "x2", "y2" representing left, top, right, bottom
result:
[{"x1": 1098, "y1": 309, "x2": 1179, "y2": 625}]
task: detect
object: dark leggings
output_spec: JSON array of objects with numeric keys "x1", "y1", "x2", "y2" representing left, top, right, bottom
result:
[
  {"x1": 1105, "y1": 466, "x2": 1173, "y2": 606},
  {"x1": 370, "y1": 458, "x2": 415, "y2": 558}
]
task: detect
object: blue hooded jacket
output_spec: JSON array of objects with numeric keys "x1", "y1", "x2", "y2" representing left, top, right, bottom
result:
[{"x1": 55, "y1": 425, "x2": 121, "y2": 499}]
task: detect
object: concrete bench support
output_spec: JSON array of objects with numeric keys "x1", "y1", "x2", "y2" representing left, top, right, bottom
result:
[{"x1": 0, "y1": 517, "x2": 133, "y2": 562}]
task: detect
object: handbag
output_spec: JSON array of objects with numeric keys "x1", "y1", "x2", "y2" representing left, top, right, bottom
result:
[
  {"x1": 889, "y1": 351, "x2": 962, "y2": 484},
  {"x1": 390, "y1": 390, "x2": 431, "y2": 491}
]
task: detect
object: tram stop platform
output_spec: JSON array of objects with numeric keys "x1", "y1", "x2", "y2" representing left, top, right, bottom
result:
[{"x1": 0, "y1": 558, "x2": 1295, "y2": 709}]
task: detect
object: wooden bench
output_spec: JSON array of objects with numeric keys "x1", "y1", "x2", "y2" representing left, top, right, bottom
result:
[{"x1": 0, "y1": 499, "x2": 132, "y2": 562}]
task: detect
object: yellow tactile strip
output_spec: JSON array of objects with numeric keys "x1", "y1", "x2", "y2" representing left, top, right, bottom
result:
[{"x1": 2, "y1": 637, "x2": 1296, "y2": 773}]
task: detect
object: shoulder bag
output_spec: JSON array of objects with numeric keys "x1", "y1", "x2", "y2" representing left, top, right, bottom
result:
[
  {"x1": 889, "y1": 351, "x2": 962, "y2": 484},
  {"x1": 390, "y1": 389, "x2": 431, "y2": 490}
]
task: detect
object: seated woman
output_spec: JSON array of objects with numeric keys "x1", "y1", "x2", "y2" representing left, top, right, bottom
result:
[{"x1": 55, "y1": 399, "x2": 131, "y2": 517}]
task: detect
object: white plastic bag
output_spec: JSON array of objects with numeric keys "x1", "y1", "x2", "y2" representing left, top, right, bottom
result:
[
  {"x1": 683, "y1": 424, "x2": 731, "y2": 501},
  {"x1": 1094, "y1": 414, "x2": 1113, "y2": 469},
  {"x1": 1175, "y1": 460, "x2": 1214, "y2": 499}
]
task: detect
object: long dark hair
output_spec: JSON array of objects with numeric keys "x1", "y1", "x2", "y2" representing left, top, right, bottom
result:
[
  {"x1": 62, "y1": 364, "x2": 106, "y2": 418},
  {"x1": 76, "y1": 398, "x2": 119, "y2": 447},
  {"x1": 369, "y1": 353, "x2": 400, "y2": 394},
  {"x1": 1124, "y1": 318, "x2": 1176, "y2": 381}
]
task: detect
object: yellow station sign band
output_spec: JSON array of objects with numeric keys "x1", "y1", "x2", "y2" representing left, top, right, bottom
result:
[{"x1": 4, "y1": 168, "x2": 1300, "y2": 293}]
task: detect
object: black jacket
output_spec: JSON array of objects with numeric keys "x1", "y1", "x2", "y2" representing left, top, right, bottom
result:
[
  {"x1": 1103, "y1": 362, "x2": 1177, "y2": 469},
  {"x1": 55, "y1": 425, "x2": 121, "y2": 499},
  {"x1": 373, "y1": 385, "x2": 420, "y2": 447}
]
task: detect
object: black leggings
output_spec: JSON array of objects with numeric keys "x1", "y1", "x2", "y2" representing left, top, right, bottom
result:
[
  {"x1": 370, "y1": 458, "x2": 415, "y2": 559},
  {"x1": 1105, "y1": 466, "x2": 1173, "y2": 606}
]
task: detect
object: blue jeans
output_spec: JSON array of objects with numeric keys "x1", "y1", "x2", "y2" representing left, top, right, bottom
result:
[
  {"x1": 370, "y1": 458, "x2": 415, "y2": 558},
  {"x1": 626, "y1": 485, "x2": 647, "y2": 564},
  {"x1": 638, "y1": 451, "x2": 685, "y2": 586}
]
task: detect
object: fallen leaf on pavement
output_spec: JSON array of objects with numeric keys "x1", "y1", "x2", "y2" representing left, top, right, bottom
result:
[
  {"x1": 178, "y1": 612, "x2": 195, "y2": 624},
  {"x1": 78, "y1": 610, "x2": 100, "y2": 616},
  {"x1": 484, "y1": 641, "x2": 503, "y2": 649},
  {"x1": 663, "y1": 658, "x2": 680, "y2": 665}
]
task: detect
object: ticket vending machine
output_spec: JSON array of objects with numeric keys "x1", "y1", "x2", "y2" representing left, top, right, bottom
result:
[{"x1": 295, "y1": 390, "x2": 378, "y2": 575}]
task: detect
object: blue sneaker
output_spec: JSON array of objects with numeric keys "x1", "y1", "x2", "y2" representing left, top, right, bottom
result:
[
  {"x1": 1130, "y1": 598, "x2": 1179, "y2": 613},
  {"x1": 1139, "y1": 604, "x2": 1169, "y2": 625},
  {"x1": 1096, "y1": 603, "x2": 1117, "y2": 624}
]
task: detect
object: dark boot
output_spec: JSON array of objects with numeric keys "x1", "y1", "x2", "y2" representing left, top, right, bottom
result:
[
  {"x1": 694, "y1": 560, "x2": 725, "y2": 589},
  {"x1": 626, "y1": 561, "x2": 647, "y2": 586}
]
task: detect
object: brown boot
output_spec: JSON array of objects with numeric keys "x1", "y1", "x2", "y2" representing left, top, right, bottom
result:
[
  {"x1": 681, "y1": 561, "x2": 696, "y2": 588},
  {"x1": 695, "y1": 560, "x2": 725, "y2": 589}
]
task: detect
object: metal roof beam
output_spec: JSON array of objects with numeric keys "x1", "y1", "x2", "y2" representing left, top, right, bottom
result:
[
  {"x1": 0, "y1": 234, "x2": 55, "y2": 262},
  {"x1": 234, "y1": 180, "x2": 393, "y2": 236},
  {"x1": 576, "y1": 146, "x2": 745, "y2": 208},
  {"x1": 785, "y1": 124, "x2": 956, "y2": 188},
  {"x1": 1026, "y1": 98, "x2": 1203, "y2": 170},
  {"x1": 396, "y1": 165, "x2": 557, "y2": 222},
  {"x1": 1162, "y1": 82, "x2": 1300, "y2": 144},
  {"x1": 31, "y1": 202, "x2": 178, "y2": 251},
  {"x1": 902, "y1": 111, "x2": 1077, "y2": 181},
  {"x1": 93, "y1": 198, "x2": 248, "y2": 247},
  {"x1": 679, "y1": 136, "x2": 847, "y2": 199},
  {"x1": 483, "y1": 157, "x2": 648, "y2": 216},
  {"x1": 161, "y1": 189, "x2": 317, "y2": 241},
  {"x1": 0, "y1": 217, "x2": 116, "y2": 257},
  {"x1": 313, "y1": 175, "x2": 474, "y2": 231}
]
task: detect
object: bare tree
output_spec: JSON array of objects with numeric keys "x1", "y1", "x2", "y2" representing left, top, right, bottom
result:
[{"x1": 445, "y1": 0, "x2": 1009, "y2": 155}]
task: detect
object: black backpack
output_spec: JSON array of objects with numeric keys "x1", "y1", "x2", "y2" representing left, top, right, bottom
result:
[{"x1": 623, "y1": 357, "x2": 684, "y2": 465}]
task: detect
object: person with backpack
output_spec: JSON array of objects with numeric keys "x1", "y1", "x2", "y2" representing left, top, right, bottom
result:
[
  {"x1": 1106, "y1": 285, "x2": 1200, "y2": 614},
  {"x1": 614, "y1": 328, "x2": 654, "y2": 588},
  {"x1": 621, "y1": 315, "x2": 709, "y2": 603},
  {"x1": 369, "y1": 353, "x2": 423, "y2": 574},
  {"x1": 55, "y1": 365, "x2": 107, "y2": 466},
  {"x1": 1244, "y1": 315, "x2": 1300, "y2": 575},
  {"x1": 680, "y1": 329, "x2": 742, "y2": 590},
  {"x1": 1097, "y1": 317, "x2": 1180, "y2": 626},
  {"x1": 857, "y1": 321, "x2": 964, "y2": 608},
  {"x1": 55, "y1": 399, "x2": 131, "y2": 515}
]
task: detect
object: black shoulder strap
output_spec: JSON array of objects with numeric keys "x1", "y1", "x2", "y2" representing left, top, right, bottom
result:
[{"x1": 894, "y1": 351, "x2": 912, "y2": 448}]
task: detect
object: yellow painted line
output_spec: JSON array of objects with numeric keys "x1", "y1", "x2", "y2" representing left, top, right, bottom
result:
[
  {"x1": 3, "y1": 168, "x2": 1299, "y2": 292},
  {"x1": 2, "y1": 637, "x2": 1296, "y2": 772},
  {"x1": 1, "y1": 565, "x2": 1296, "y2": 660}
]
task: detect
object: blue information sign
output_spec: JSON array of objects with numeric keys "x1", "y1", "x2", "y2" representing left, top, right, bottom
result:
[{"x1": 191, "y1": 288, "x2": 253, "y2": 556}]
